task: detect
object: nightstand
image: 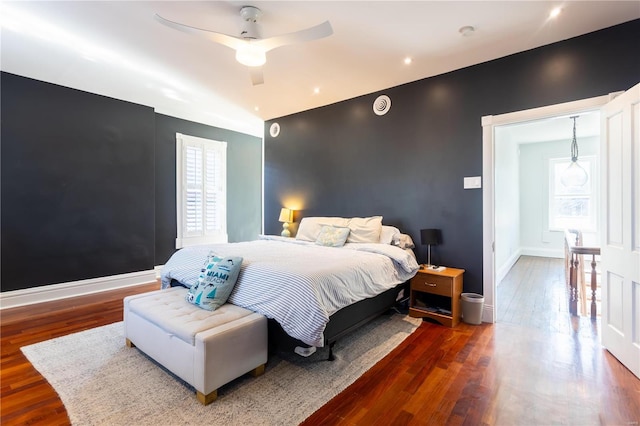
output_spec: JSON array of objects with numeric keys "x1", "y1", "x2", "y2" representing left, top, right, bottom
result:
[{"x1": 409, "y1": 266, "x2": 464, "y2": 327}]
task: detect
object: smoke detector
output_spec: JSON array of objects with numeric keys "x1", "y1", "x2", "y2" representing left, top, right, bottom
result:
[{"x1": 459, "y1": 26, "x2": 475, "y2": 37}]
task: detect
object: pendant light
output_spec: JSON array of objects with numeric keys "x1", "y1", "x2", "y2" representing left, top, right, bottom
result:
[{"x1": 560, "y1": 116, "x2": 588, "y2": 188}]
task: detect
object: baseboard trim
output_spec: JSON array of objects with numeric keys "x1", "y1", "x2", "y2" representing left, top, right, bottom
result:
[
  {"x1": 520, "y1": 247, "x2": 564, "y2": 259},
  {"x1": 0, "y1": 270, "x2": 157, "y2": 310},
  {"x1": 482, "y1": 303, "x2": 495, "y2": 324},
  {"x1": 496, "y1": 250, "x2": 522, "y2": 285}
]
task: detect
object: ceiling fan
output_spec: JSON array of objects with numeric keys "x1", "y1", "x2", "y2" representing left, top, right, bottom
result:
[{"x1": 155, "y1": 6, "x2": 333, "y2": 86}]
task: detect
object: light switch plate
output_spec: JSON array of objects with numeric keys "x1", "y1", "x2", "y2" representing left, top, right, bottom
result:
[{"x1": 464, "y1": 176, "x2": 482, "y2": 189}]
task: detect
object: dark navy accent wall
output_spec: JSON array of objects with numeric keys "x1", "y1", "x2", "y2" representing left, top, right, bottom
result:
[
  {"x1": 155, "y1": 114, "x2": 262, "y2": 265},
  {"x1": 1, "y1": 72, "x2": 155, "y2": 291},
  {"x1": 1, "y1": 73, "x2": 262, "y2": 292},
  {"x1": 264, "y1": 20, "x2": 640, "y2": 294}
]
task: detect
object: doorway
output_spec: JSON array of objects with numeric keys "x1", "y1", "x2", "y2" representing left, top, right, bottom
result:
[
  {"x1": 481, "y1": 93, "x2": 617, "y2": 323},
  {"x1": 494, "y1": 111, "x2": 601, "y2": 285}
]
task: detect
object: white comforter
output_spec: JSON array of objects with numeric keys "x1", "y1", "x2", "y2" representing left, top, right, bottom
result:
[{"x1": 161, "y1": 236, "x2": 419, "y2": 347}]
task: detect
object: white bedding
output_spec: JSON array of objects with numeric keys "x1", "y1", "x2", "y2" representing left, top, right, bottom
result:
[{"x1": 160, "y1": 236, "x2": 419, "y2": 347}]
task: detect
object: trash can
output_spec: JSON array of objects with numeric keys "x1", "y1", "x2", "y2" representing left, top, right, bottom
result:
[{"x1": 461, "y1": 293, "x2": 484, "y2": 325}]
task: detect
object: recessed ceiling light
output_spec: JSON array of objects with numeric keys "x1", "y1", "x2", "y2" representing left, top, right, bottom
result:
[
  {"x1": 404, "y1": 57, "x2": 412, "y2": 65},
  {"x1": 313, "y1": 87, "x2": 320, "y2": 94},
  {"x1": 550, "y1": 7, "x2": 562, "y2": 19},
  {"x1": 254, "y1": 106, "x2": 259, "y2": 111},
  {"x1": 459, "y1": 26, "x2": 475, "y2": 37}
]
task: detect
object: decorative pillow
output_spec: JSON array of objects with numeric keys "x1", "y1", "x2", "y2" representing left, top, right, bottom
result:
[
  {"x1": 346, "y1": 216, "x2": 383, "y2": 243},
  {"x1": 186, "y1": 253, "x2": 243, "y2": 311},
  {"x1": 315, "y1": 225, "x2": 351, "y2": 247},
  {"x1": 393, "y1": 233, "x2": 415, "y2": 249},
  {"x1": 379, "y1": 225, "x2": 401, "y2": 245},
  {"x1": 296, "y1": 217, "x2": 349, "y2": 241}
]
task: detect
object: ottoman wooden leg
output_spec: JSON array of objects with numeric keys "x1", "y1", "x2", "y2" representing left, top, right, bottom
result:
[
  {"x1": 197, "y1": 389, "x2": 217, "y2": 405},
  {"x1": 125, "y1": 338, "x2": 136, "y2": 348},
  {"x1": 250, "y1": 364, "x2": 265, "y2": 377}
]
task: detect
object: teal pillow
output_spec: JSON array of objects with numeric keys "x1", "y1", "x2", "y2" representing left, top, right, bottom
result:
[
  {"x1": 315, "y1": 225, "x2": 350, "y2": 247},
  {"x1": 186, "y1": 253, "x2": 243, "y2": 311}
]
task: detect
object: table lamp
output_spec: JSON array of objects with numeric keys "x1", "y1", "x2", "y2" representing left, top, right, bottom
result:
[
  {"x1": 279, "y1": 208, "x2": 293, "y2": 237},
  {"x1": 420, "y1": 228, "x2": 442, "y2": 267}
]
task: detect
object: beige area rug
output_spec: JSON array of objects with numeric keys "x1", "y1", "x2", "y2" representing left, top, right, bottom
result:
[{"x1": 22, "y1": 313, "x2": 421, "y2": 425}]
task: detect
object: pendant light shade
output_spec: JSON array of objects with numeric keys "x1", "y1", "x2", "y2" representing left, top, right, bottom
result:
[
  {"x1": 560, "y1": 161, "x2": 588, "y2": 188},
  {"x1": 561, "y1": 116, "x2": 588, "y2": 188}
]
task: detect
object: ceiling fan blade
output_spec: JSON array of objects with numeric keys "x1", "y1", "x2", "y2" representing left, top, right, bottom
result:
[
  {"x1": 256, "y1": 21, "x2": 333, "y2": 52},
  {"x1": 249, "y1": 67, "x2": 264, "y2": 86},
  {"x1": 154, "y1": 13, "x2": 246, "y2": 51}
]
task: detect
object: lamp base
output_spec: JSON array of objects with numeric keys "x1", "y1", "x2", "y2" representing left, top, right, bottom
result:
[{"x1": 281, "y1": 222, "x2": 291, "y2": 238}]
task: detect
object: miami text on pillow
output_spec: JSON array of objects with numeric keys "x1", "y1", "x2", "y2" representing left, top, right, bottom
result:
[{"x1": 186, "y1": 253, "x2": 243, "y2": 311}]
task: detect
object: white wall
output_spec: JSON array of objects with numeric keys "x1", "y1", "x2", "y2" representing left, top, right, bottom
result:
[
  {"x1": 494, "y1": 127, "x2": 521, "y2": 283},
  {"x1": 519, "y1": 135, "x2": 599, "y2": 257}
]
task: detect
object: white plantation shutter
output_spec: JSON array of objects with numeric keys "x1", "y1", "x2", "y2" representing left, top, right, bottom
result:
[
  {"x1": 176, "y1": 133, "x2": 227, "y2": 248},
  {"x1": 205, "y1": 148, "x2": 223, "y2": 233},
  {"x1": 184, "y1": 145, "x2": 203, "y2": 235}
]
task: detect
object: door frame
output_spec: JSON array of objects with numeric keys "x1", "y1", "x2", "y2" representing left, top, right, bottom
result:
[{"x1": 481, "y1": 94, "x2": 619, "y2": 323}]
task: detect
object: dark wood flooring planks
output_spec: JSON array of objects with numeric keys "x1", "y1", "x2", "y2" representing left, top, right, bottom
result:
[
  {"x1": 302, "y1": 256, "x2": 639, "y2": 425},
  {"x1": 1, "y1": 257, "x2": 639, "y2": 425},
  {"x1": 1, "y1": 282, "x2": 159, "y2": 425}
]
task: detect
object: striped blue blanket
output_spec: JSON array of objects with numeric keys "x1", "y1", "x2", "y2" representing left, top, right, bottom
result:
[{"x1": 161, "y1": 236, "x2": 419, "y2": 347}]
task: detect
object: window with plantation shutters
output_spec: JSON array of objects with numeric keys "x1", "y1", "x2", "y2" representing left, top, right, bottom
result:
[{"x1": 175, "y1": 133, "x2": 227, "y2": 248}]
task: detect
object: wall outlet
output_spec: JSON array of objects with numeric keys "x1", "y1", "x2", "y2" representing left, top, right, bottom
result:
[{"x1": 464, "y1": 176, "x2": 482, "y2": 189}]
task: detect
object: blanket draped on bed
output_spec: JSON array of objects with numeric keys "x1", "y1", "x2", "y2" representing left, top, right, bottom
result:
[{"x1": 161, "y1": 237, "x2": 419, "y2": 347}]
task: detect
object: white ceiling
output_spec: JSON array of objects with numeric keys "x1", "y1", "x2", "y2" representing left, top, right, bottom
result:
[
  {"x1": 1, "y1": 1, "x2": 638, "y2": 137},
  {"x1": 498, "y1": 110, "x2": 601, "y2": 145}
]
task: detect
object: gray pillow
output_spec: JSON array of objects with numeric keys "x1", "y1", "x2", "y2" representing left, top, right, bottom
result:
[{"x1": 315, "y1": 225, "x2": 351, "y2": 247}]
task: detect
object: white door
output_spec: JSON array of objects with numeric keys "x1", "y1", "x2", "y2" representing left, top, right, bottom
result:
[{"x1": 600, "y1": 82, "x2": 640, "y2": 379}]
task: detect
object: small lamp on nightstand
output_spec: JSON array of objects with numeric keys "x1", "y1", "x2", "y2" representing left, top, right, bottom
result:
[
  {"x1": 420, "y1": 228, "x2": 442, "y2": 267},
  {"x1": 278, "y1": 208, "x2": 294, "y2": 237}
]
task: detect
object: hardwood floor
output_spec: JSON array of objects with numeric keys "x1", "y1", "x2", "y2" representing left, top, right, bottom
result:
[
  {"x1": 0, "y1": 282, "x2": 160, "y2": 425},
  {"x1": 2, "y1": 258, "x2": 639, "y2": 425},
  {"x1": 304, "y1": 256, "x2": 639, "y2": 425}
]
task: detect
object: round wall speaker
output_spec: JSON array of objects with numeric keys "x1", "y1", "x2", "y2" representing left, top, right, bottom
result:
[
  {"x1": 373, "y1": 95, "x2": 391, "y2": 116},
  {"x1": 269, "y1": 122, "x2": 281, "y2": 137}
]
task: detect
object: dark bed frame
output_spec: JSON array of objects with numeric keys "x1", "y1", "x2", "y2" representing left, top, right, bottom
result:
[
  {"x1": 172, "y1": 279, "x2": 409, "y2": 361},
  {"x1": 267, "y1": 281, "x2": 408, "y2": 360}
]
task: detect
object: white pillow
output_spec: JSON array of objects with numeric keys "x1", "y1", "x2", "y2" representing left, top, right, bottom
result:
[
  {"x1": 379, "y1": 225, "x2": 401, "y2": 245},
  {"x1": 346, "y1": 216, "x2": 383, "y2": 243},
  {"x1": 296, "y1": 217, "x2": 349, "y2": 241}
]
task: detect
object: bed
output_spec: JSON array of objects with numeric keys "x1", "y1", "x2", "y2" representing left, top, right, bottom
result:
[{"x1": 161, "y1": 217, "x2": 420, "y2": 359}]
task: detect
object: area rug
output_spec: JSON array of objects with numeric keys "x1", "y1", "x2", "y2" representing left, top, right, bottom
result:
[{"x1": 22, "y1": 313, "x2": 421, "y2": 425}]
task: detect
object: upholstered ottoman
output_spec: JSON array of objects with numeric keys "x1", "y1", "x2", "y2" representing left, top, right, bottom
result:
[{"x1": 124, "y1": 287, "x2": 267, "y2": 405}]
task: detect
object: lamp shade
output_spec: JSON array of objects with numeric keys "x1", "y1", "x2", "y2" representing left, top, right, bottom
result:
[
  {"x1": 278, "y1": 208, "x2": 293, "y2": 223},
  {"x1": 420, "y1": 229, "x2": 441, "y2": 246}
]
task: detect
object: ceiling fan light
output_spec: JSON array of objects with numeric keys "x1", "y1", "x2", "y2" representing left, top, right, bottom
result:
[{"x1": 235, "y1": 44, "x2": 266, "y2": 67}]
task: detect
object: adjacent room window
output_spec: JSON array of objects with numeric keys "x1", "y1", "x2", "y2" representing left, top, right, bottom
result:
[
  {"x1": 176, "y1": 133, "x2": 227, "y2": 248},
  {"x1": 548, "y1": 156, "x2": 597, "y2": 232}
]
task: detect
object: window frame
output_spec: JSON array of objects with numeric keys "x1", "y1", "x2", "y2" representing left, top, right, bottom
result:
[
  {"x1": 175, "y1": 133, "x2": 228, "y2": 248},
  {"x1": 548, "y1": 155, "x2": 597, "y2": 232}
]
